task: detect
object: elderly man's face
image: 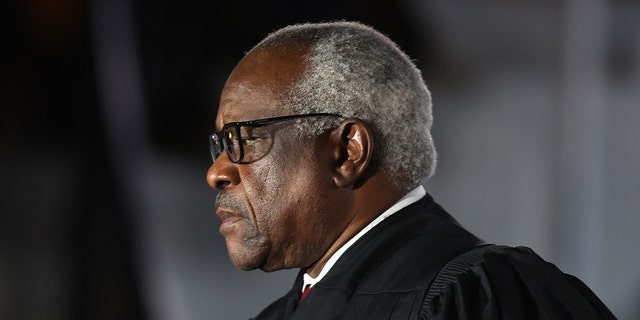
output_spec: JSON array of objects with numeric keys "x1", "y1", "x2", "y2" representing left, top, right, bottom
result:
[{"x1": 207, "y1": 48, "x2": 347, "y2": 272}]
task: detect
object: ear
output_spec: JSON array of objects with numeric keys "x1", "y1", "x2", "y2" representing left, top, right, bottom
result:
[{"x1": 329, "y1": 119, "x2": 374, "y2": 188}]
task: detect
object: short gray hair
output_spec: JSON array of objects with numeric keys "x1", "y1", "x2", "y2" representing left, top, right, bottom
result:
[{"x1": 254, "y1": 21, "x2": 436, "y2": 191}]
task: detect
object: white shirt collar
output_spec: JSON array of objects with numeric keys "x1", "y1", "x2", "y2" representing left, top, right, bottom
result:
[{"x1": 302, "y1": 185, "x2": 426, "y2": 291}]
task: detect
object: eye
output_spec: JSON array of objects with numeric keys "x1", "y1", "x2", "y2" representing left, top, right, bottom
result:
[
  {"x1": 239, "y1": 126, "x2": 268, "y2": 144},
  {"x1": 242, "y1": 136, "x2": 264, "y2": 144},
  {"x1": 241, "y1": 137, "x2": 270, "y2": 154}
]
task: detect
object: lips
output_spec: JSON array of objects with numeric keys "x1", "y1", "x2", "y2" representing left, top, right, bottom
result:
[
  {"x1": 216, "y1": 208, "x2": 242, "y2": 226},
  {"x1": 215, "y1": 193, "x2": 246, "y2": 234},
  {"x1": 216, "y1": 208, "x2": 243, "y2": 235}
]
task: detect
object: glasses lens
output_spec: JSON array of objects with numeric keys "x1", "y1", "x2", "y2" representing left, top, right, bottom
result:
[
  {"x1": 224, "y1": 126, "x2": 242, "y2": 162},
  {"x1": 209, "y1": 133, "x2": 223, "y2": 162},
  {"x1": 238, "y1": 125, "x2": 273, "y2": 163}
]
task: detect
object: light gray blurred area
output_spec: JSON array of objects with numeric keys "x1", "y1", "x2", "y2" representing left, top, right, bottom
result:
[{"x1": 119, "y1": 1, "x2": 639, "y2": 319}]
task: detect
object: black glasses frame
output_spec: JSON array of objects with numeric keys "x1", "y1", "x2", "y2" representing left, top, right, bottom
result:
[{"x1": 209, "y1": 112, "x2": 343, "y2": 163}]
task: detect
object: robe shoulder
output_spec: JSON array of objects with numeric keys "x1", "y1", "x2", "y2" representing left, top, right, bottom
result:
[{"x1": 424, "y1": 246, "x2": 616, "y2": 320}]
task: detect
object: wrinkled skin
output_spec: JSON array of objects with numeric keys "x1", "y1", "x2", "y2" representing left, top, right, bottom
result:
[{"x1": 206, "y1": 46, "x2": 351, "y2": 272}]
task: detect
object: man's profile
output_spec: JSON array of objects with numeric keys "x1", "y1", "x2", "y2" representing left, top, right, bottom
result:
[{"x1": 206, "y1": 21, "x2": 615, "y2": 319}]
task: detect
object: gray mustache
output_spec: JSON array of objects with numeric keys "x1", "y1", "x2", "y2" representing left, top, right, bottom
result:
[{"x1": 216, "y1": 193, "x2": 247, "y2": 214}]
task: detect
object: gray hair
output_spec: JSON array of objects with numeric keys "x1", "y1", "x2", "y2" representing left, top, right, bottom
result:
[{"x1": 254, "y1": 21, "x2": 436, "y2": 191}]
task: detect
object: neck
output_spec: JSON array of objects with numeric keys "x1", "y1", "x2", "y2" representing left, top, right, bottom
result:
[{"x1": 305, "y1": 173, "x2": 404, "y2": 277}]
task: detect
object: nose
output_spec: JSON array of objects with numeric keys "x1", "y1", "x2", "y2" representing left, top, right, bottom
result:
[{"x1": 206, "y1": 153, "x2": 239, "y2": 190}]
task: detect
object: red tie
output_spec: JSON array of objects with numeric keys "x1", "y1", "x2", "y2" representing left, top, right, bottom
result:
[{"x1": 299, "y1": 284, "x2": 313, "y2": 304}]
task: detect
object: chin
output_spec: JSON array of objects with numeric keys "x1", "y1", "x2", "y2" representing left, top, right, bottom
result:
[
  {"x1": 227, "y1": 245, "x2": 269, "y2": 271},
  {"x1": 232, "y1": 254, "x2": 297, "y2": 273},
  {"x1": 258, "y1": 264, "x2": 286, "y2": 273},
  {"x1": 228, "y1": 249, "x2": 263, "y2": 270},
  {"x1": 229, "y1": 255, "x2": 262, "y2": 271}
]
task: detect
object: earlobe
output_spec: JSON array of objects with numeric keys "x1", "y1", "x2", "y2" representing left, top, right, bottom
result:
[{"x1": 331, "y1": 120, "x2": 373, "y2": 188}]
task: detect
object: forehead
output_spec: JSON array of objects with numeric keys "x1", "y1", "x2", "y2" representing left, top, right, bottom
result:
[{"x1": 216, "y1": 47, "x2": 307, "y2": 129}]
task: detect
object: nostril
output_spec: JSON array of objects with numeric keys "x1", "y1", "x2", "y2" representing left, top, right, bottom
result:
[{"x1": 216, "y1": 180, "x2": 231, "y2": 189}]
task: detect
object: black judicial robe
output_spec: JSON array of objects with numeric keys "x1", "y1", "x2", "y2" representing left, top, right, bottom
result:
[{"x1": 251, "y1": 195, "x2": 616, "y2": 320}]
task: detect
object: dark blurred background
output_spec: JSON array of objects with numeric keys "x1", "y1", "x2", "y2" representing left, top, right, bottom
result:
[{"x1": 2, "y1": 0, "x2": 639, "y2": 319}]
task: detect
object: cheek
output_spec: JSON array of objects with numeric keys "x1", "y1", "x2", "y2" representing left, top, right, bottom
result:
[
  {"x1": 238, "y1": 138, "x2": 336, "y2": 268},
  {"x1": 245, "y1": 138, "x2": 310, "y2": 204},
  {"x1": 246, "y1": 152, "x2": 322, "y2": 224},
  {"x1": 241, "y1": 158, "x2": 293, "y2": 233}
]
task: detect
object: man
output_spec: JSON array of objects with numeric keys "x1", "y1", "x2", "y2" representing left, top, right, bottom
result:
[{"x1": 206, "y1": 21, "x2": 615, "y2": 319}]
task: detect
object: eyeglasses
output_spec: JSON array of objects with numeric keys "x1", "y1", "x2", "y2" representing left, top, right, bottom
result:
[{"x1": 209, "y1": 113, "x2": 343, "y2": 163}]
